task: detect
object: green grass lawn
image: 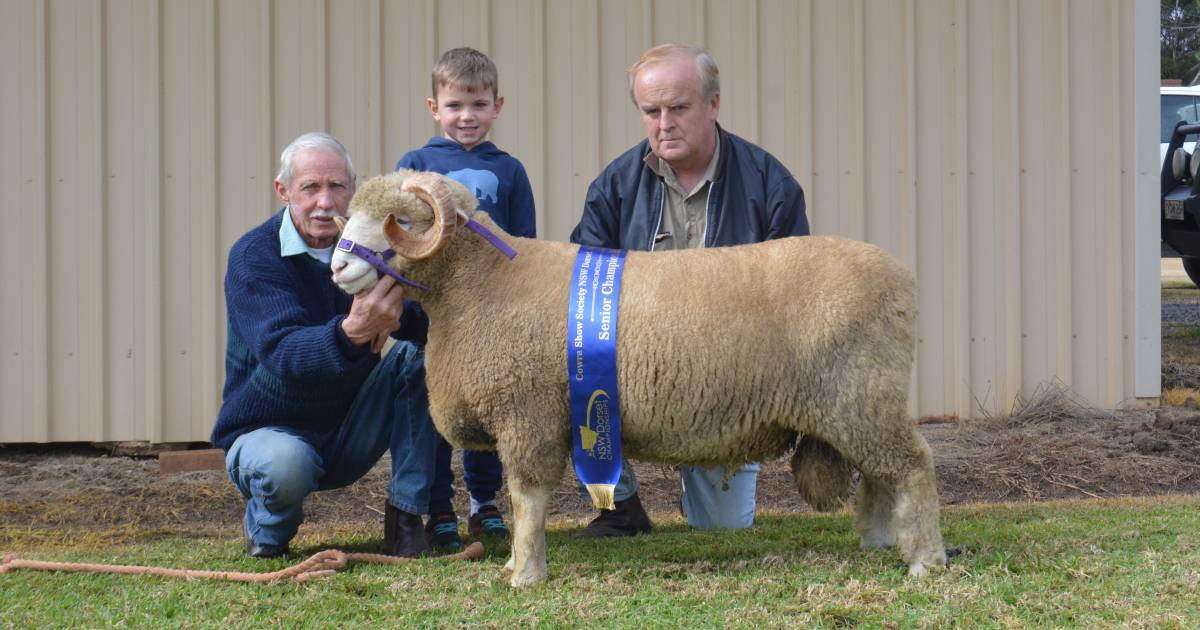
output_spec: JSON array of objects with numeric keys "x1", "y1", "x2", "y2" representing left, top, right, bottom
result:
[{"x1": 3, "y1": 496, "x2": 1199, "y2": 629}]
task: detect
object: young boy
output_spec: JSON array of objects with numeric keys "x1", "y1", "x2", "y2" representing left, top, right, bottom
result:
[{"x1": 396, "y1": 47, "x2": 536, "y2": 551}]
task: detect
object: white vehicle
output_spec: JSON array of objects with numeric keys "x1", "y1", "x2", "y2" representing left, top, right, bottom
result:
[{"x1": 1161, "y1": 85, "x2": 1200, "y2": 164}]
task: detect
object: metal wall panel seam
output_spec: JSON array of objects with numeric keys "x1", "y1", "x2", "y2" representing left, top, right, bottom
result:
[
  {"x1": 840, "y1": 0, "x2": 865, "y2": 238},
  {"x1": 106, "y1": 0, "x2": 135, "y2": 441},
  {"x1": 1102, "y1": 0, "x2": 1127, "y2": 405},
  {"x1": 265, "y1": 0, "x2": 275, "y2": 193},
  {"x1": 204, "y1": 0, "x2": 221, "y2": 442},
  {"x1": 94, "y1": 0, "x2": 110, "y2": 440},
  {"x1": 799, "y1": 0, "x2": 813, "y2": 227},
  {"x1": 1066, "y1": 0, "x2": 1105, "y2": 404},
  {"x1": 430, "y1": 0, "x2": 439, "y2": 72},
  {"x1": 952, "y1": 0, "x2": 972, "y2": 417},
  {"x1": 319, "y1": 0, "x2": 329, "y2": 134},
  {"x1": 146, "y1": 0, "x2": 164, "y2": 441},
  {"x1": 532, "y1": 0, "x2": 547, "y2": 240},
  {"x1": 1003, "y1": 0, "x2": 1024, "y2": 413},
  {"x1": 1130, "y1": 0, "x2": 1162, "y2": 399},
  {"x1": 1015, "y1": 0, "x2": 1038, "y2": 399},
  {"x1": 539, "y1": 0, "x2": 552, "y2": 239},
  {"x1": 903, "y1": 0, "x2": 919, "y2": 418},
  {"x1": 540, "y1": 0, "x2": 556, "y2": 239},
  {"x1": 966, "y1": 0, "x2": 1001, "y2": 414},
  {"x1": 11, "y1": 0, "x2": 51, "y2": 441},
  {"x1": 588, "y1": 0, "x2": 600, "y2": 188},
  {"x1": 480, "y1": 0, "x2": 490, "y2": 55},
  {"x1": 1082, "y1": 0, "x2": 1120, "y2": 406},
  {"x1": 852, "y1": 0, "x2": 865, "y2": 242},
  {"x1": 643, "y1": 0, "x2": 653, "y2": 50},
  {"x1": 370, "y1": 0, "x2": 382, "y2": 179},
  {"x1": 1054, "y1": 0, "x2": 1074, "y2": 394},
  {"x1": 747, "y1": 0, "x2": 759, "y2": 149},
  {"x1": 106, "y1": 0, "x2": 123, "y2": 439},
  {"x1": 34, "y1": 0, "x2": 51, "y2": 441}
]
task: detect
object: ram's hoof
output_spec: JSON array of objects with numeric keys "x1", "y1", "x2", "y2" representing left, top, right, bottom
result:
[
  {"x1": 509, "y1": 569, "x2": 547, "y2": 588},
  {"x1": 906, "y1": 548, "x2": 947, "y2": 577}
]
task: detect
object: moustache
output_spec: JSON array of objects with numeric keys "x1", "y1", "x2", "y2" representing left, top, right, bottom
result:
[{"x1": 308, "y1": 209, "x2": 343, "y2": 220}]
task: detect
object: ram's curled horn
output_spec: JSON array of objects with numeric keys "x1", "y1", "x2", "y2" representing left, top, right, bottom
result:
[
  {"x1": 333, "y1": 215, "x2": 347, "y2": 232},
  {"x1": 382, "y1": 172, "x2": 461, "y2": 261}
]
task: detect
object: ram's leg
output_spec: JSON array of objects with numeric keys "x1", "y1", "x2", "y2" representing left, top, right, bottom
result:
[
  {"x1": 888, "y1": 433, "x2": 946, "y2": 576},
  {"x1": 506, "y1": 477, "x2": 551, "y2": 587},
  {"x1": 496, "y1": 428, "x2": 566, "y2": 587},
  {"x1": 821, "y1": 417, "x2": 946, "y2": 577},
  {"x1": 854, "y1": 475, "x2": 896, "y2": 549}
]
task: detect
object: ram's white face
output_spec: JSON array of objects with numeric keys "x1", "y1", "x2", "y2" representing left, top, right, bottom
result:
[
  {"x1": 330, "y1": 170, "x2": 460, "y2": 296},
  {"x1": 330, "y1": 213, "x2": 389, "y2": 295}
]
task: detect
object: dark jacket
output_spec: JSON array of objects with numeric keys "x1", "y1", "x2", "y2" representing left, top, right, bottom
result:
[{"x1": 570, "y1": 125, "x2": 808, "y2": 250}]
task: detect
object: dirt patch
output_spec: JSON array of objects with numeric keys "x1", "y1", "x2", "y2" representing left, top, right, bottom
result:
[{"x1": 3, "y1": 288, "x2": 1200, "y2": 546}]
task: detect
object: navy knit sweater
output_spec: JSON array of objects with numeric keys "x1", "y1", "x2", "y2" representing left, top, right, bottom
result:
[{"x1": 210, "y1": 210, "x2": 427, "y2": 451}]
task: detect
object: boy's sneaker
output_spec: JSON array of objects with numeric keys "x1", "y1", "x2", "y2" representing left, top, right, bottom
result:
[
  {"x1": 425, "y1": 512, "x2": 464, "y2": 552},
  {"x1": 468, "y1": 505, "x2": 510, "y2": 540}
]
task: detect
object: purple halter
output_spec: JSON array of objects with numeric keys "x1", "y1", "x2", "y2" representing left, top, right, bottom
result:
[
  {"x1": 336, "y1": 218, "x2": 517, "y2": 293},
  {"x1": 463, "y1": 218, "x2": 518, "y2": 260},
  {"x1": 335, "y1": 239, "x2": 431, "y2": 292}
]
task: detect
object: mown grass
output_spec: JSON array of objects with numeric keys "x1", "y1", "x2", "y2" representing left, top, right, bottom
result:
[
  {"x1": 3, "y1": 496, "x2": 1199, "y2": 628},
  {"x1": 1161, "y1": 279, "x2": 1199, "y2": 294}
]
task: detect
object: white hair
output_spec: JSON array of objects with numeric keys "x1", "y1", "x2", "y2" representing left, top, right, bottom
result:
[{"x1": 276, "y1": 132, "x2": 356, "y2": 187}]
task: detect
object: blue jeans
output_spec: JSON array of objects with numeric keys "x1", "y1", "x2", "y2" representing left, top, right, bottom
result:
[
  {"x1": 578, "y1": 459, "x2": 760, "y2": 529},
  {"x1": 225, "y1": 341, "x2": 439, "y2": 549},
  {"x1": 429, "y1": 438, "x2": 504, "y2": 515}
]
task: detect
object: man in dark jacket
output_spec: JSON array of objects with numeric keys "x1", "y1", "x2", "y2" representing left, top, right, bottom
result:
[{"x1": 571, "y1": 44, "x2": 810, "y2": 537}]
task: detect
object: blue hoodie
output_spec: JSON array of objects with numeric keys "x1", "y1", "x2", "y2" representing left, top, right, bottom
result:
[{"x1": 396, "y1": 138, "x2": 537, "y2": 237}]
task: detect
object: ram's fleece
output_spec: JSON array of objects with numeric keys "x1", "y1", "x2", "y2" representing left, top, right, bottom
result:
[{"x1": 331, "y1": 170, "x2": 947, "y2": 586}]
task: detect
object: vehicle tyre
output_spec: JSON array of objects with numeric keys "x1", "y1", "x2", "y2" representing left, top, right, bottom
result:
[{"x1": 1183, "y1": 256, "x2": 1200, "y2": 287}]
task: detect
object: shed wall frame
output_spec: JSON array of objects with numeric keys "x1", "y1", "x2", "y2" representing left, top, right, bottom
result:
[{"x1": 0, "y1": 0, "x2": 1161, "y2": 442}]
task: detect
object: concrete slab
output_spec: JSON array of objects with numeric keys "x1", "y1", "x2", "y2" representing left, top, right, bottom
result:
[{"x1": 1163, "y1": 257, "x2": 1189, "y2": 282}]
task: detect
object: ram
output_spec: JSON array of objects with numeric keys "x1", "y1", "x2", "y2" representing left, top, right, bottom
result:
[{"x1": 331, "y1": 170, "x2": 946, "y2": 586}]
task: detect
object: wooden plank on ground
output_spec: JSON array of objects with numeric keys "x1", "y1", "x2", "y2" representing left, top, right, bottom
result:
[{"x1": 159, "y1": 448, "x2": 225, "y2": 474}]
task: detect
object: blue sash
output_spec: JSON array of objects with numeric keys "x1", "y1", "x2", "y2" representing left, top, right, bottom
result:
[{"x1": 568, "y1": 246, "x2": 627, "y2": 509}]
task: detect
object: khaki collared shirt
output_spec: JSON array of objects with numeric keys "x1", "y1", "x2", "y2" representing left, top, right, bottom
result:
[{"x1": 644, "y1": 135, "x2": 721, "y2": 251}]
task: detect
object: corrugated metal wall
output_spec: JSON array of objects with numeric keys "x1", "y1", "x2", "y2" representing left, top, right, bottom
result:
[{"x1": 0, "y1": 0, "x2": 1161, "y2": 443}]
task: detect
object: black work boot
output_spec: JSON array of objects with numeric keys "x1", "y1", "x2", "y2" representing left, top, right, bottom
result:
[
  {"x1": 383, "y1": 503, "x2": 432, "y2": 558},
  {"x1": 243, "y1": 521, "x2": 289, "y2": 559},
  {"x1": 572, "y1": 492, "x2": 653, "y2": 539}
]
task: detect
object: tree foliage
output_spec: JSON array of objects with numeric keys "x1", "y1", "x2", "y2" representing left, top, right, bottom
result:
[{"x1": 1164, "y1": 0, "x2": 1200, "y2": 83}]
